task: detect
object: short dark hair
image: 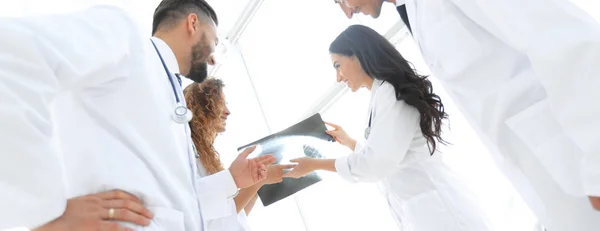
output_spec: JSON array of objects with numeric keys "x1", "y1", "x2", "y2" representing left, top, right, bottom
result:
[{"x1": 152, "y1": 0, "x2": 219, "y2": 35}]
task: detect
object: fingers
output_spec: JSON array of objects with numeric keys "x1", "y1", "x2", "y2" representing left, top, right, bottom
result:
[
  {"x1": 324, "y1": 122, "x2": 341, "y2": 129},
  {"x1": 258, "y1": 164, "x2": 268, "y2": 179},
  {"x1": 253, "y1": 154, "x2": 276, "y2": 165},
  {"x1": 282, "y1": 169, "x2": 300, "y2": 178},
  {"x1": 101, "y1": 199, "x2": 154, "y2": 220},
  {"x1": 99, "y1": 207, "x2": 151, "y2": 226},
  {"x1": 276, "y1": 164, "x2": 297, "y2": 170},
  {"x1": 238, "y1": 146, "x2": 257, "y2": 159},
  {"x1": 96, "y1": 190, "x2": 142, "y2": 204}
]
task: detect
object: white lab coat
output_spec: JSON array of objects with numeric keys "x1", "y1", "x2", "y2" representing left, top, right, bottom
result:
[
  {"x1": 335, "y1": 80, "x2": 494, "y2": 230},
  {"x1": 198, "y1": 162, "x2": 252, "y2": 231},
  {"x1": 400, "y1": 0, "x2": 600, "y2": 229},
  {"x1": 0, "y1": 6, "x2": 238, "y2": 230}
]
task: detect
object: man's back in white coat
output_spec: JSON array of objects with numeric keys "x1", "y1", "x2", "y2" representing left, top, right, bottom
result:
[{"x1": 0, "y1": 4, "x2": 255, "y2": 230}]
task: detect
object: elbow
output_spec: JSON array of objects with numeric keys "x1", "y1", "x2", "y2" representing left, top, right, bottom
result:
[{"x1": 349, "y1": 164, "x2": 393, "y2": 183}]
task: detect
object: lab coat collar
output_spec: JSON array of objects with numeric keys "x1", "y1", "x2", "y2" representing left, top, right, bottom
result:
[
  {"x1": 150, "y1": 37, "x2": 180, "y2": 75},
  {"x1": 393, "y1": 0, "x2": 406, "y2": 7},
  {"x1": 370, "y1": 78, "x2": 385, "y2": 97}
]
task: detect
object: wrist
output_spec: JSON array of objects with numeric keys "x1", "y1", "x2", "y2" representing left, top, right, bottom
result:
[
  {"x1": 314, "y1": 159, "x2": 327, "y2": 171},
  {"x1": 228, "y1": 168, "x2": 241, "y2": 188},
  {"x1": 348, "y1": 139, "x2": 357, "y2": 151}
]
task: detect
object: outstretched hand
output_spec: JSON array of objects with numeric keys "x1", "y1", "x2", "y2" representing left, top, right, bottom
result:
[
  {"x1": 282, "y1": 157, "x2": 319, "y2": 179},
  {"x1": 229, "y1": 146, "x2": 277, "y2": 189},
  {"x1": 261, "y1": 164, "x2": 297, "y2": 185}
]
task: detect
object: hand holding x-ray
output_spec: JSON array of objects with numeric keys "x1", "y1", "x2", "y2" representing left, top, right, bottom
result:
[{"x1": 236, "y1": 114, "x2": 334, "y2": 206}]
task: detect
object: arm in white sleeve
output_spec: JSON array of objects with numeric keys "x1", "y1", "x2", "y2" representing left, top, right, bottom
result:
[
  {"x1": 335, "y1": 85, "x2": 420, "y2": 183},
  {"x1": 0, "y1": 6, "x2": 142, "y2": 229},
  {"x1": 449, "y1": 0, "x2": 600, "y2": 196},
  {"x1": 195, "y1": 170, "x2": 238, "y2": 220}
]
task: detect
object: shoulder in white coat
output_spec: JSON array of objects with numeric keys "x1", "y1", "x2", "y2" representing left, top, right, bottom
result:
[{"x1": 0, "y1": 6, "x2": 142, "y2": 230}]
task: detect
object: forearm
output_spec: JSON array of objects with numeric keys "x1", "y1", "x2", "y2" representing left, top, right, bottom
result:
[
  {"x1": 233, "y1": 183, "x2": 262, "y2": 213},
  {"x1": 347, "y1": 139, "x2": 357, "y2": 151},
  {"x1": 244, "y1": 194, "x2": 259, "y2": 215},
  {"x1": 314, "y1": 159, "x2": 337, "y2": 172}
]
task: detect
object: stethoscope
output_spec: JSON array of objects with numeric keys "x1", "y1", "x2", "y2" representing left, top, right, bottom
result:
[
  {"x1": 364, "y1": 80, "x2": 386, "y2": 139},
  {"x1": 151, "y1": 39, "x2": 193, "y2": 124}
]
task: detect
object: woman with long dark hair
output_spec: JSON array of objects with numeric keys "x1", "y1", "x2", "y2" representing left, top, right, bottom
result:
[
  {"x1": 284, "y1": 25, "x2": 494, "y2": 230},
  {"x1": 184, "y1": 79, "x2": 294, "y2": 231}
]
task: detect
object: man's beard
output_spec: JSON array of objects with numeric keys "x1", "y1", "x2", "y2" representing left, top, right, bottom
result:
[
  {"x1": 185, "y1": 41, "x2": 210, "y2": 83},
  {"x1": 187, "y1": 62, "x2": 208, "y2": 83}
]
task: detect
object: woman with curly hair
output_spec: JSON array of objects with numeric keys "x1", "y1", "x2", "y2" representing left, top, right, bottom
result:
[{"x1": 184, "y1": 78, "x2": 293, "y2": 231}]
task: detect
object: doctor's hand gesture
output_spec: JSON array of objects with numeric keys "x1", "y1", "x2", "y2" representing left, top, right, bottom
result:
[
  {"x1": 260, "y1": 164, "x2": 297, "y2": 185},
  {"x1": 33, "y1": 190, "x2": 153, "y2": 231},
  {"x1": 325, "y1": 122, "x2": 357, "y2": 150},
  {"x1": 282, "y1": 157, "x2": 320, "y2": 179},
  {"x1": 229, "y1": 146, "x2": 277, "y2": 189}
]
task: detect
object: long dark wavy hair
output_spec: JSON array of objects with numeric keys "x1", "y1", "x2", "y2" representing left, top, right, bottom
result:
[
  {"x1": 184, "y1": 78, "x2": 226, "y2": 174},
  {"x1": 329, "y1": 25, "x2": 448, "y2": 154}
]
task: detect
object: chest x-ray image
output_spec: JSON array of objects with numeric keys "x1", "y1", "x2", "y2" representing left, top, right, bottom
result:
[{"x1": 237, "y1": 113, "x2": 334, "y2": 206}]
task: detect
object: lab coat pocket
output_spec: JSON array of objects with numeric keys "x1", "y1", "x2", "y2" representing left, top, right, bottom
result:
[
  {"x1": 401, "y1": 191, "x2": 458, "y2": 231},
  {"x1": 424, "y1": 12, "x2": 483, "y2": 76},
  {"x1": 144, "y1": 207, "x2": 185, "y2": 231},
  {"x1": 505, "y1": 100, "x2": 585, "y2": 196}
]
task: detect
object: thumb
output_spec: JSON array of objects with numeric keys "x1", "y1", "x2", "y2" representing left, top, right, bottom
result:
[
  {"x1": 289, "y1": 158, "x2": 301, "y2": 163},
  {"x1": 238, "y1": 146, "x2": 257, "y2": 159}
]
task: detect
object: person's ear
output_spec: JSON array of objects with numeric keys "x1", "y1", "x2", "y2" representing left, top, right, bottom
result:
[{"x1": 187, "y1": 14, "x2": 199, "y2": 34}]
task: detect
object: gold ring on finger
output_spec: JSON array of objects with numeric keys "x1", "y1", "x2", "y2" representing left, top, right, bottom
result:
[{"x1": 108, "y1": 208, "x2": 115, "y2": 220}]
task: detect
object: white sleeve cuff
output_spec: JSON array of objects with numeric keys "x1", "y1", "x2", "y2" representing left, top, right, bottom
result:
[
  {"x1": 353, "y1": 139, "x2": 366, "y2": 152},
  {"x1": 335, "y1": 156, "x2": 357, "y2": 183},
  {"x1": 196, "y1": 170, "x2": 238, "y2": 220}
]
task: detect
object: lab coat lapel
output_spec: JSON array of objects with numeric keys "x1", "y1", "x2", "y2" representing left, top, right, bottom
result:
[{"x1": 405, "y1": 0, "x2": 425, "y2": 58}]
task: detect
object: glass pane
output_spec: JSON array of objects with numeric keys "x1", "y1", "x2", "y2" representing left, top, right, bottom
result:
[
  {"x1": 206, "y1": 0, "x2": 251, "y2": 35},
  {"x1": 236, "y1": 0, "x2": 355, "y2": 132}
]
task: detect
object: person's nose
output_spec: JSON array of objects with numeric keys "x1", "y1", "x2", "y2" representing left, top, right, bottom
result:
[
  {"x1": 224, "y1": 105, "x2": 231, "y2": 116},
  {"x1": 338, "y1": 1, "x2": 354, "y2": 19},
  {"x1": 207, "y1": 55, "x2": 216, "y2": 66}
]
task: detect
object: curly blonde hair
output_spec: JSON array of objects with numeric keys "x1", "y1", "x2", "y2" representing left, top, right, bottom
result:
[{"x1": 184, "y1": 78, "x2": 226, "y2": 175}]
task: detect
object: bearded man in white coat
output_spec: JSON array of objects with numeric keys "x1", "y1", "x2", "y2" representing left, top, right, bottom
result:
[
  {"x1": 333, "y1": 0, "x2": 600, "y2": 230},
  {"x1": 0, "y1": 0, "x2": 275, "y2": 230}
]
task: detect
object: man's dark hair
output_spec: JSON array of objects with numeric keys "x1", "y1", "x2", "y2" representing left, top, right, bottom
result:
[{"x1": 152, "y1": 0, "x2": 219, "y2": 35}]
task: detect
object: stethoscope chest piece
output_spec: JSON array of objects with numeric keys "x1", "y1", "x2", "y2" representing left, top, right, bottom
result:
[
  {"x1": 364, "y1": 127, "x2": 371, "y2": 140},
  {"x1": 172, "y1": 104, "x2": 193, "y2": 124}
]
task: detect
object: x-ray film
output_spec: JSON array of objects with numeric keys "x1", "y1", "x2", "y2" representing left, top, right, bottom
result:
[{"x1": 237, "y1": 113, "x2": 334, "y2": 206}]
